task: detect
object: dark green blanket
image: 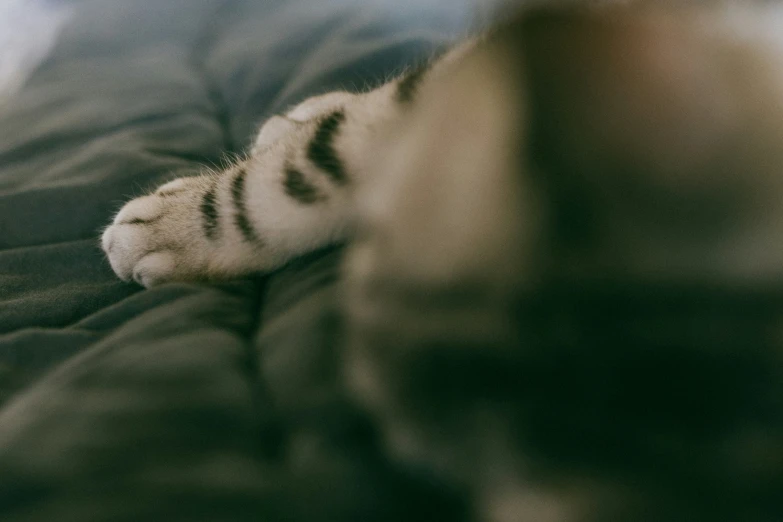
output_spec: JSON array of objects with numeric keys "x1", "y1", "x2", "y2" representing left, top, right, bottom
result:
[{"x1": 0, "y1": 1, "x2": 469, "y2": 519}]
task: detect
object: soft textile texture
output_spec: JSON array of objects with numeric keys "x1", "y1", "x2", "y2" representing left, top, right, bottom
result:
[{"x1": 0, "y1": 1, "x2": 471, "y2": 519}]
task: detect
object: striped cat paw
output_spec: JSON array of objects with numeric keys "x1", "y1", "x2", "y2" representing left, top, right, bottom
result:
[
  {"x1": 102, "y1": 177, "x2": 217, "y2": 287},
  {"x1": 103, "y1": 90, "x2": 365, "y2": 287}
]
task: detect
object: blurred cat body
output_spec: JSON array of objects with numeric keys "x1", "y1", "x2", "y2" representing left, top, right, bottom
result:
[{"x1": 102, "y1": 3, "x2": 783, "y2": 521}]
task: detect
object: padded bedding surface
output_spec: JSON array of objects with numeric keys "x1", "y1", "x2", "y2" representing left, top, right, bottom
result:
[{"x1": 0, "y1": 1, "x2": 469, "y2": 519}]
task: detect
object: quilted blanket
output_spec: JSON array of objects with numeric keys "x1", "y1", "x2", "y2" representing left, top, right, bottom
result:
[{"x1": 0, "y1": 1, "x2": 473, "y2": 519}]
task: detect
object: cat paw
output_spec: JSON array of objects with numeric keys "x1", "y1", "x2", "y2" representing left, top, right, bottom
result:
[{"x1": 102, "y1": 177, "x2": 214, "y2": 287}]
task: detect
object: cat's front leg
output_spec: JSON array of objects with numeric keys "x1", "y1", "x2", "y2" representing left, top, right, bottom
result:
[
  {"x1": 102, "y1": 58, "x2": 444, "y2": 287},
  {"x1": 102, "y1": 95, "x2": 362, "y2": 286}
]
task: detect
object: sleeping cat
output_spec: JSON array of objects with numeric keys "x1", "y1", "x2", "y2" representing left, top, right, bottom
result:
[{"x1": 102, "y1": 4, "x2": 783, "y2": 522}]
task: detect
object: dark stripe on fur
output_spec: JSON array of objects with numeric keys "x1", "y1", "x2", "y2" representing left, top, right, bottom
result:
[
  {"x1": 396, "y1": 63, "x2": 429, "y2": 104},
  {"x1": 118, "y1": 215, "x2": 163, "y2": 226},
  {"x1": 200, "y1": 182, "x2": 219, "y2": 240},
  {"x1": 307, "y1": 111, "x2": 348, "y2": 185},
  {"x1": 231, "y1": 167, "x2": 262, "y2": 244},
  {"x1": 284, "y1": 163, "x2": 322, "y2": 204}
]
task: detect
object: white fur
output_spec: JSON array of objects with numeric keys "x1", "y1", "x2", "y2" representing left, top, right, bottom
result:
[{"x1": 102, "y1": 86, "x2": 394, "y2": 285}]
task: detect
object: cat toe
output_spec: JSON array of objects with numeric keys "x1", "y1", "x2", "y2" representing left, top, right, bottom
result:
[
  {"x1": 131, "y1": 251, "x2": 178, "y2": 287},
  {"x1": 102, "y1": 224, "x2": 153, "y2": 282}
]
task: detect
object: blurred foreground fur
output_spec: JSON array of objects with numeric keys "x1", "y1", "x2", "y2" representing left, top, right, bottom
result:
[{"x1": 343, "y1": 3, "x2": 783, "y2": 521}]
